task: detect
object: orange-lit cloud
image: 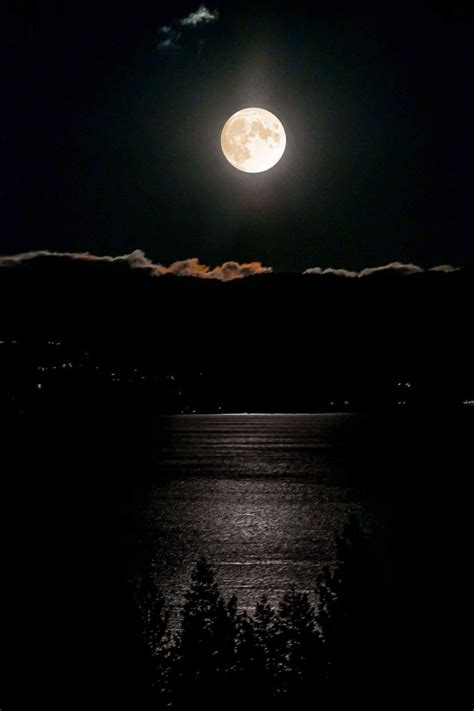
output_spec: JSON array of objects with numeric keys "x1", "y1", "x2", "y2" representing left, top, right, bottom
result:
[{"x1": 154, "y1": 257, "x2": 271, "y2": 280}]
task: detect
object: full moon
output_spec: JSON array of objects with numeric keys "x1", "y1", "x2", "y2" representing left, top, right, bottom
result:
[{"x1": 221, "y1": 107, "x2": 286, "y2": 173}]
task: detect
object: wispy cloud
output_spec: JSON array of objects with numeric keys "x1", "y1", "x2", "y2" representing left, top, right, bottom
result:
[
  {"x1": 304, "y1": 261, "x2": 460, "y2": 278},
  {"x1": 158, "y1": 4, "x2": 219, "y2": 51},
  {"x1": 428, "y1": 264, "x2": 460, "y2": 273},
  {"x1": 157, "y1": 24, "x2": 181, "y2": 50},
  {"x1": 0, "y1": 250, "x2": 271, "y2": 282},
  {"x1": 303, "y1": 267, "x2": 360, "y2": 278},
  {"x1": 179, "y1": 4, "x2": 219, "y2": 27},
  {"x1": 157, "y1": 35, "x2": 180, "y2": 50},
  {"x1": 0, "y1": 249, "x2": 150, "y2": 269}
]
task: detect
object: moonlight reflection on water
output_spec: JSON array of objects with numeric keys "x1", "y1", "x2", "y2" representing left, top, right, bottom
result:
[{"x1": 147, "y1": 413, "x2": 373, "y2": 617}]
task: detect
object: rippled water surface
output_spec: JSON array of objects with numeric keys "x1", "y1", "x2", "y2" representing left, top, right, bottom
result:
[{"x1": 147, "y1": 413, "x2": 377, "y2": 615}]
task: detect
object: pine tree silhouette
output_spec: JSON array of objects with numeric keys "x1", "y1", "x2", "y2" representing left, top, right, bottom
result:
[
  {"x1": 276, "y1": 588, "x2": 323, "y2": 699},
  {"x1": 136, "y1": 518, "x2": 386, "y2": 710},
  {"x1": 316, "y1": 515, "x2": 385, "y2": 708},
  {"x1": 174, "y1": 557, "x2": 238, "y2": 709}
]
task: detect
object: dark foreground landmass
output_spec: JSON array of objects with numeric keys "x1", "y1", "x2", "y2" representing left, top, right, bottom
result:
[
  {"x1": 1, "y1": 264, "x2": 473, "y2": 709},
  {"x1": 1, "y1": 261, "x2": 473, "y2": 413}
]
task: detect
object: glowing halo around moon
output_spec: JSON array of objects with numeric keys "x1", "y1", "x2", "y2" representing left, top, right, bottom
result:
[{"x1": 221, "y1": 107, "x2": 286, "y2": 173}]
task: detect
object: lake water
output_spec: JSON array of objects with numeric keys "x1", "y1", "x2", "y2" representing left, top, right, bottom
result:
[{"x1": 145, "y1": 413, "x2": 383, "y2": 617}]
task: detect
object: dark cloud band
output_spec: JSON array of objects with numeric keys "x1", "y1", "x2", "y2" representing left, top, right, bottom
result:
[
  {"x1": 0, "y1": 250, "x2": 271, "y2": 282},
  {"x1": 0, "y1": 251, "x2": 460, "y2": 280}
]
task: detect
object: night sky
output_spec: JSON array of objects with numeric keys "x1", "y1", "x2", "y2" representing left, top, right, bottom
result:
[{"x1": 3, "y1": 1, "x2": 473, "y2": 271}]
